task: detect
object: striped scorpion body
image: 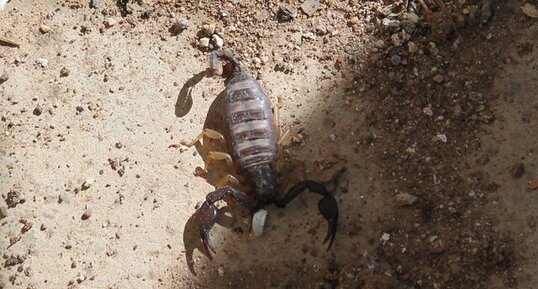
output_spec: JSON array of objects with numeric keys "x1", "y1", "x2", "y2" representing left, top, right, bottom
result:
[{"x1": 181, "y1": 50, "x2": 339, "y2": 259}]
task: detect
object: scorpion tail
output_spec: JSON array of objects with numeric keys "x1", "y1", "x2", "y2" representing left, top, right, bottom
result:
[{"x1": 209, "y1": 50, "x2": 242, "y2": 76}]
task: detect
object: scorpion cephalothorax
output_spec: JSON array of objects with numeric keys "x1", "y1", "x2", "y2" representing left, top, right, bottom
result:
[{"x1": 180, "y1": 50, "x2": 339, "y2": 259}]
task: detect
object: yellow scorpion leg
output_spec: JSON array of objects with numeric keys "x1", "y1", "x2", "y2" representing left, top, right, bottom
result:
[
  {"x1": 213, "y1": 174, "x2": 241, "y2": 189},
  {"x1": 203, "y1": 151, "x2": 235, "y2": 173},
  {"x1": 273, "y1": 104, "x2": 295, "y2": 162},
  {"x1": 180, "y1": 128, "x2": 226, "y2": 147}
]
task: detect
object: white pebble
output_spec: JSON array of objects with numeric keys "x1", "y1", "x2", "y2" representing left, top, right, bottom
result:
[
  {"x1": 302, "y1": 32, "x2": 316, "y2": 40},
  {"x1": 380, "y1": 232, "x2": 390, "y2": 244},
  {"x1": 35, "y1": 58, "x2": 48, "y2": 68},
  {"x1": 423, "y1": 106, "x2": 433, "y2": 116},
  {"x1": 329, "y1": 134, "x2": 336, "y2": 142},
  {"x1": 436, "y1": 133, "x2": 448, "y2": 143},
  {"x1": 211, "y1": 34, "x2": 224, "y2": 48},
  {"x1": 82, "y1": 178, "x2": 94, "y2": 190},
  {"x1": 405, "y1": 12, "x2": 419, "y2": 24},
  {"x1": 177, "y1": 17, "x2": 189, "y2": 30},
  {"x1": 251, "y1": 209, "x2": 267, "y2": 237},
  {"x1": 198, "y1": 37, "x2": 210, "y2": 49}
]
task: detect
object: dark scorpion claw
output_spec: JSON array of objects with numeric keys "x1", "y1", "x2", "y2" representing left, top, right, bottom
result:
[
  {"x1": 319, "y1": 195, "x2": 338, "y2": 249},
  {"x1": 195, "y1": 186, "x2": 258, "y2": 259},
  {"x1": 276, "y1": 180, "x2": 339, "y2": 250},
  {"x1": 197, "y1": 201, "x2": 218, "y2": 259}
]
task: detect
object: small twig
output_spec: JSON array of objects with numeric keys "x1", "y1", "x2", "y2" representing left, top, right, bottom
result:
[{"x1": 0, "y1": 36, "x2": 20, "y2": 47}]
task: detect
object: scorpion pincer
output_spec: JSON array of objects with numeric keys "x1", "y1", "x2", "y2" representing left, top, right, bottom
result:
[{"x1": 182, "y1": 50, "x2": 339, "y2": 259}]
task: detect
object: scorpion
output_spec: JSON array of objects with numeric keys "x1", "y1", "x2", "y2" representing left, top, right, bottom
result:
[{"x1": 181, "y1": 50, "x2": 339, "y2": 259}]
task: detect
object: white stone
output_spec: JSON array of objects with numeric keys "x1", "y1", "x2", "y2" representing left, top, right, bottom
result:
[
  {"x1": 251, "y1": 209, "x2": 267, "y2": 237},
  {"x1": 36, "y1": 58, "x2": 48, "y2": 68}
]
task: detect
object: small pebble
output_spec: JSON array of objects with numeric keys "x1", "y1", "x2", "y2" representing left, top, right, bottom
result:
[
  {"x1": 217, "y1": 266, "x2": 225, "y2": 277},
  {"x1": 251, "y1": 209, "x2": 267, "y2": 237},
  {"x1": 390, "y1": 33, "x2": 402, "y2": 46},
  {"x1": 198, "y1": 37, "x2": 210, "y2": 49},
  {"x1": 380, "y1": 233, "x2": 390, "y2": 244},
  {"x1": 436, "y1": 133, "x2": 448, "y2": 143},
  {"x1": 405, "y1": 12, "x2": 419, "y2": 24},
  {"x1": 382, "y1": 18, "x2": 401, "y2": 27},
  {"x1": 211, "y1": 34, "x2": 224, "y2": 48},
  {"x1": 81, "y1": 178, "x2": 94, "y2": 190},
  {"x1": 408, "y1": 41, "x2": 418, "y2": 53},
  {"x1": 302, "y1": 32, "x2": 316, "y2": 40},
  {"x1": 60, "y1": 67, "x2": 70, "y2": 77},
  {"x1": 40, "y1": 223, "x2": 47, "y2": 231},
  {"x1": 35, "y1": 58, "x2": 48, "y2": 68},
  {"x1": 510, "y1": 163, "x2": 525, "y2": 179},
  {"x1": 423, "y1": 106, "x2": 434, "y2": 116},
  {"x1": 33, "y1": 105, "x2": 43, "y2": 116},
  {"x1": 200, "y1": 21, "x2": 216, "y2": 37},
  {"x1": 277, "y1": 5, "x2": 297, "y2": 22},
  {"x1": 21, "y1": 222, "x2": 33, "y2": 233},
  {"x1": 395, "y1": 192, "x2": 418, "y2": 206},
  {"x1": 0, "y1": 206, "x2": 7, "y2": 219},
  {"x1": 374, "y1": 39, "x2": 385, "y2": 48},
  {"x1": 177, "y1": 17, "x2": 189, "y2": 28},
  {"x1": 104, "y1": 18, "x2": 116, "y2": 28},
  {"x1": 301, "y1": 0, "x2": 320, "y2": 17},
  {"x1": 329, "y1": 134, "x2": 336, "y2": 142},
  {"x1": 81, "y1": 208, "x2": 92, "y2": 220},
  {"x1": 4, "y1": 256, "x2": 22, "y2": 267},
  {"x1": 90, "y1": 0, "x2": 99, "y2": 8},
  {"x1": 528, "y1": 216, "x2": 537, "y2": 229},
  {"x1": 0, "y1": 71, "x2": 8, "y2": 84},
  {"x1": 316, "y1": 25, "x2": 328, "y2": 36},
  {"x1": 58, "y1": 192, "x2": 71, "y2": 204},
  {"x1": 39, "y1": 25, "x2": 50, "y2": 34},
  {"x1": 348, "y1": 16, "x2": 359, "y2": 25},
  {"x1": 433, "y1": 74, "x2": 444, "y2": 83},
  {"x1": 171, "y1": 17, "x2": 189, "y2": 34},
  {"x1": 390, "y1": 55, "x2": 401, "y2": 66}
]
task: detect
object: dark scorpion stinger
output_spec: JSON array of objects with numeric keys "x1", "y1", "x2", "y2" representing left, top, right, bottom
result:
[{"x1": 181, "y1": 50, "x2": 339, "y2": 259}]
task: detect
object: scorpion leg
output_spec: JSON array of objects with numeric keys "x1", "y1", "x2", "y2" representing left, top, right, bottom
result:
[
  {"x1": 275, "y1": 180, "x2": 339, "y2": 249},
  {"x1": 179, "y1": 128, "x2": 226, "y2": 147},
  {"x1": 203, "y1": 151, "x2": 235, "y2": 173},
  {"x1": 273, "y1": 104, "x2": 294, "y2": 162},
  {"x1": 214, "y1": 174, "x2": 242, "y2": 189},
  {"x1": 197, "y1": 185, "x2": 258, "y2": 259}
]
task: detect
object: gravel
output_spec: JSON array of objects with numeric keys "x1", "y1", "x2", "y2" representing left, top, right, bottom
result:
[
  {"x1": 301, "y1": 0, "x2": 320, "y2": 17},
  {"x1": 0, "y1": 71, "x2": 8, "y2": 84},
  {"x1": 33, "y1": 105, "x2": 43, "y2": 116},
  {"x1": 510, "y1": 163, "x2": 525, "y2": 179},
  {"x1": 35, "y1": 58, "x2": 48, "y2": 68},
  {"x1": 81, "y1": 208, "x2": 92, "y2": 220},
  {"x1": 0, "y1": 206, "x2": 7, "y2": 219}
]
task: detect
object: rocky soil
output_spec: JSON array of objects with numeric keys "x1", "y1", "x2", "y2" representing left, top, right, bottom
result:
[{"x1": 1, "y1": 0, "x2": 537, "y2": 288}]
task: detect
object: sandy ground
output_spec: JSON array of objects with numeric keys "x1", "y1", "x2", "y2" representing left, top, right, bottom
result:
[{"x1": 1, "y1": 0, "x2": 537, "y2": 288}]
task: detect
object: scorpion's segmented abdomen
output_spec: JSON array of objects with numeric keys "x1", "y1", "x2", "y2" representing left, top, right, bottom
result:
[{"x1": 224, "y1": 76, "x2": 277, "y2": 172}]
